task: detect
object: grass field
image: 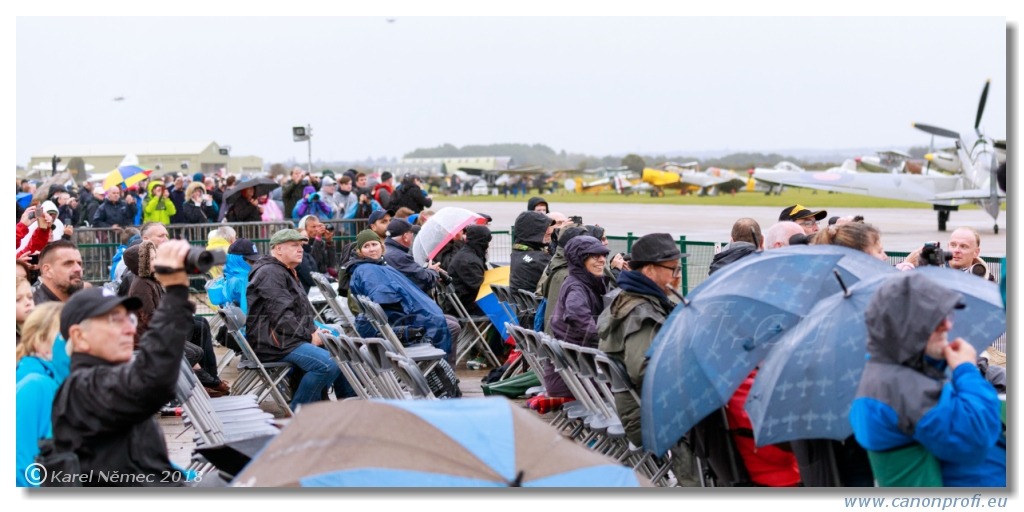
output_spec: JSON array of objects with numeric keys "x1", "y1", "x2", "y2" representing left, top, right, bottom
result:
[{"x1": 433, "y1": 188, "x2": 996, "y2": 210}]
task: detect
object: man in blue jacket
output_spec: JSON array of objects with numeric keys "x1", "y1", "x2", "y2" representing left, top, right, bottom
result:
[{"x1": 850, "y1": 272, "x2": 1005, "y2": 487}]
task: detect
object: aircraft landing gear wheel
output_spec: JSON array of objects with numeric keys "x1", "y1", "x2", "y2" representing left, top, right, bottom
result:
[
  {"x1": 937, "y1": 210, "x2": 950, "y2": 232},
  {"x1": 994, "y1": 224, "x2": 999, "y2": 234}
]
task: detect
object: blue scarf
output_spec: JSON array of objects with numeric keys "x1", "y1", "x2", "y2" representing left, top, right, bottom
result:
[{"x1": 617, "y1": 270, "x2": 674, "y2": 312}]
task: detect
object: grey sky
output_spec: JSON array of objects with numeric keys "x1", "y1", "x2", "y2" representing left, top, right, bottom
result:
[{"x1": 16, "y1": 16, "x2": 1008, "y2": 165}]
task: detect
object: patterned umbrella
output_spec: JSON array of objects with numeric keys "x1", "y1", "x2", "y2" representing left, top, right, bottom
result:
[{"x1": 232, "y1": 398, "x2": 648, "y2": 487}]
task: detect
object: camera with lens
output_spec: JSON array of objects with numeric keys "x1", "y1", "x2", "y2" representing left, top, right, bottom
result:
[
  {"x1": 184, "y1": 248, "x2": 227, "y2": 275},
  {"x1": 569, "y1": 215, "x2": 583, "y2": 226},
  {"x1": 919, "y1": 242, "x2": 953, "y2": 267},
  {"x1": 301, "y1": 178, "x2": 311, "y2": 187},
  {"x1": 310, "y1": 193, "x2": 320, "y2": 201}
]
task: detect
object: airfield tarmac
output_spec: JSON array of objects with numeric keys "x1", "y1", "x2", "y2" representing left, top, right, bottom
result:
[{"x1": 432, "y1": 199, "x2": 1009, "y2": 257}]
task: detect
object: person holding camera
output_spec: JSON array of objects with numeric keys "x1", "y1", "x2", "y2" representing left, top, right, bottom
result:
[
  {"x1": 901, "y1": 227, "x2": 995, "y2": 281},
  {"x1": 281, "y1": 166, "x2": 309, "y2": 216},
  {"x1": 292, "y1": 185, "x2": 334, "y2": 221},
  {"x1": 49, "y1": 240, "x2": 195, "y2": 487},
  {"x1": 179, "y1": 181, "x2": 218, "y2": 224},
  {"x1": 142, "y1": 181, "x2": 176, "y2": 226}
]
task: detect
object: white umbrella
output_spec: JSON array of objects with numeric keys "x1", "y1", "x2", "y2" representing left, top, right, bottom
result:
[{"x1": 412, "y1": 207, "x2": 487, "y2": 265}]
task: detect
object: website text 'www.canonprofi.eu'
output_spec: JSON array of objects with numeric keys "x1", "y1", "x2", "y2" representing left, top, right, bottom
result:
[{"x1": 844, "y1": 495, "x2": 1009, "y2": 509}]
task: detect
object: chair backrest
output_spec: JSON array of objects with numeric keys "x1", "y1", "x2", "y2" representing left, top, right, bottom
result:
[
  {"x1": 592, "y1": 352, "x2": 640, "y2": 403},
  {"x1": 219, "y1": 305, "x2": 260, "y2": 363},
  {"x1": 310, "y1": 272, "x2": 337, "y2": 299},
  {"x1": 387, "y1": 352, "x2": 436, "y2": 400}
]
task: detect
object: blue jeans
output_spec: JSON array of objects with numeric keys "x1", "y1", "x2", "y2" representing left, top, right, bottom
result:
[{"x1": 281, "y1": 342, "x2": 354, "y2": 409}]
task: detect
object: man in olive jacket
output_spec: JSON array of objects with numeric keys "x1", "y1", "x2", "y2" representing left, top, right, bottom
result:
[{"x1": 597, "y1": 233, "x2": 698, "y2": 486}]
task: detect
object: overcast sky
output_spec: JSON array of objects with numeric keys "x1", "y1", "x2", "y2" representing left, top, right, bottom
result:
[{"x1": 15, "y1": 15, "x2": 1009, "y2": 166}]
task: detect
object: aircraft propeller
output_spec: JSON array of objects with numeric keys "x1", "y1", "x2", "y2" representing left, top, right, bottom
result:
[{"x1": 974, "y1": 79, "x2": 989, "y2": 137}]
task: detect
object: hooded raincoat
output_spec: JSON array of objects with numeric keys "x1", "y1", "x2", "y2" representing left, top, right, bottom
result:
[
  {"x1": 509, "y1": 211, "x2": 552, "y2": 293},
  {"x1": 850, "y1": 273, "x2": 1005, "y2": 487}
]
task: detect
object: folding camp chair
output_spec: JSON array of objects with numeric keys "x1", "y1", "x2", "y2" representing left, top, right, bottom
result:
[
  {"x1": 218, "y1": 305, "x2": 294, "y2": 417},
  {"x1": 386, "y1": 352, "x2": 439, "y2": 400},
  {"x1": 435, "y1": 283, "x2": 502, "y2": 368},
  {"x1": 310, "y1": 272, "x2": 360, "y2": 337}
]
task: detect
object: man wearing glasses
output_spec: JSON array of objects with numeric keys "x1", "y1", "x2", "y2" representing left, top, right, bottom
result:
[
  {"x1": 49, "y1": 240, "x2": 194, "y2": 486},
  {"x1": 598, "y1": 233, "x2": 699, "y2": 485},
  {"x1": 778, "y1": 204, "x2": 828, "y2": 235}
]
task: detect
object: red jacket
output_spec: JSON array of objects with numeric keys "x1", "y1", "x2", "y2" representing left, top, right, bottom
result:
[
  {"x1": 16, "y1": 223, "x2": 52, "y2": 259},
  {"x1": 725, "y1": 369, "x2": 802, "y2": 487}
]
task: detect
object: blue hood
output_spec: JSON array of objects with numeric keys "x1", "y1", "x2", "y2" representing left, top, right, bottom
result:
[{"x1": 224, "y1": 253, "x2": 253, "y2": 279}]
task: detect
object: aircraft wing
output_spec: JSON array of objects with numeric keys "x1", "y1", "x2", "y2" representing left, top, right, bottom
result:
[
  {"x1": 641, "y1": 168, "x2": 682, "y2": 188},
  {"x1": 932, "y1": 188, "x2": 1005, "y2": 201},
  {"x1": 754, "y1": 169, "x2": 971, "y2": 205}
]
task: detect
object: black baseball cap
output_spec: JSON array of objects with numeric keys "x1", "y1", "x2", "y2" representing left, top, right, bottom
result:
[
  {"x1": 228, "y1": 238, "x2": 260, "y2": 262},
  {"x1": 60, "y1": 287, "x2": 143, "y2": 340},
  {"x1": 386, "y1": 218, "x2": 420, "y2": 238},
  {"x1": 779, "y1": 204, "x2": 828, "y2": 222}
]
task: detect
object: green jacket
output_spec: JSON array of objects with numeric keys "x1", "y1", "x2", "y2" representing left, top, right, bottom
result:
[
  {"x1": 143, "y1": 181, "x2": 176, "y2": 225},
  {"x1": 597, "y1": 288, "x2": 672, "y2": 446}
]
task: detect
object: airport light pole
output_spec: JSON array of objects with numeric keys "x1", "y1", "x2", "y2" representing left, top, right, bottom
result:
[{"x1": 293, "y1": 125, "x2": 312, "y2": 174}]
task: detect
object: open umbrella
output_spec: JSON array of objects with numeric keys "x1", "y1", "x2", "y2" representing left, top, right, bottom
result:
[
  {"x1": 476, "y1": 265, "x2": 516, "y2": 342},
  {"x1": 640, "y1": 249, "x2": 844, "y2": 457},
  {"x1": 770, "y1": 244, "x2": 897, "y2": 300},
  {"x1": 412, "y1": 207, "x2": 486, "y2": 265},
  {"x1": 102, "y1": 165, "x2": 152, "y2": 190},
  {"x1": 232, "y1": 398, "x2": 648, "y2": 487},
  {"x1": 222, "y1": 177, "x2": 280, "y2": 204},
  {"x1": 745, "y1": 268, "x2": 1005, "y2": 447}
]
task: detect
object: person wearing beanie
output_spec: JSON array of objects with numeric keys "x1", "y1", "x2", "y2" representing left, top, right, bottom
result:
[{"x1": 345, "y1": 228, "x2": 455, "y2": 366}]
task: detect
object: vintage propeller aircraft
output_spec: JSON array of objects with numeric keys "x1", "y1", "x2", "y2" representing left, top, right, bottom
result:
[
  {"x1": 754, "y1": 81, "x2": 1005, "y2": 233},
  {"x1": 641, "y1": 161, "x2": 748, "y2": 196}
]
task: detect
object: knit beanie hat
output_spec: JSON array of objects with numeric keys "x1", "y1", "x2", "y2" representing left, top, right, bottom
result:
[{"x1": 356, "y1": 229, "x2": 382, "y2": 252}]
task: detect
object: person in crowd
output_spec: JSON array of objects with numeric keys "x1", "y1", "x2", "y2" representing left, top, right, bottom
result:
[
  {"x1": 203, "y1": 176, "x2": 223, "y2": 210},
  {"x1": 543, "y1": 236, "x2": 610, "y2": 398},
  {"x1": 813, "y1": 220, "x2": 888, "y2": 261},
  {"x1": 316, "y1": 176, "x2": 342, "y2": 216},
  {"x1": 597, "y1": 234, "x2": 688, "y2": 456},
  {"x1": 16, "y1": 276, "x2": 36, "y2": 345},
  {"x1": 763, "y1": 221, "x2": 805, "y2": 249},
  {"x1": 537, "y1": 225, "x2": 589, "y2": 333},
  {"x1": 392, "y1": 206, "x2": 414, "y2": 220},
  {"x1": 778, "y1": 204, "x2": 827, "y2": 236},
  {"x1": 527, "y1": 196, "x2": 549, "y2": 213},
  {"x1": 16, "y1": 204, "x2": 57, "y2": 260},
  {"x1": 179, "y1": 181, "x2": 218, "y2": 224},
  {"x1": 168, "y1": 176, "x2": 187, "y2": 224},
  {"x1": 224, "y1": 186, "x2": 262, "y2": 223},
  {"x1": 211, "y1": 237, "x2": 260, "y2": 314},
  {"x1": 33, "y1": 240, "x2": 84, "y2": 305},
  {"x1": 903, "y1": 227, "x2": 996, "y2": 280},
  {"x1": 446, "y1": 224, "x2": 492, "y2": 317},
  {"x1": 281, "y1": 167, "x2": 309, "y2": 217},
  {"x1": 294, "y1": 215, "x2": 330, "y2": 292},
  {"x1": 49, "y1": 241, "x2": 194, "y2": 487},
  {"x1": 143, "y1": 181, "x2": 176, "y2": 225},
  {"x1": 205, "y1": 225, "x2": 236, "y2": 280},
  {"x1": 347, "y1": 229, "x2": 454, "y2": 361},
  {"x1": 16, "y1": 302, "x2": 69, "y2": 487},
  {"x1": 292, "y1": 185, "x2": 334, "y2": 221},
  {"x1": 509, "y1": 210, "x2": 555, "y2": 293},
  {"x1": 851, "y1": 272, "x2": 1005, "y2": 486},
  {"x1": 389, "y1": 174, "x2": 433, "y2": 214},
  {"x1": 246, "y1": 228, "x2": 354, "y2": 409},
  {"x1": 91, "y1": 186, "x2": 138, "y2": 229},
  {"x1": 709, "y1": 218, "x2": 763, "y2": 275},
  {"x1": 77, "y1": 185, "x2": 105, "y2": 227},
  {"x1": 373, "y1": 171, "x2": 395, "y2": 210},
  {"x1": 415, "y1": 209, "x2": 435, "y2": 226},
  {"x1": 258, "y1": 193, "x2": 284, "y2": 221},
  {"x1": 331, "y1": 176, "x2": 359, "y2": 223},
  {"x1": 51, "y1": 189, "x2": 75, "y2": 227},
  {"x1": 115, "y1": 222, "x2": 169, "y2": 295},
  {"x1": 109, "y1": 227, "x2": 141, "y2": 282}
]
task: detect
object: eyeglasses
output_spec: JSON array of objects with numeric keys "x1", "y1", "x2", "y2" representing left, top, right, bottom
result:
[
  {"x1": 656, "y1": 263, "x2": 683, "y2": 276},
  {"x1": 797, "y1": 219, "x2": 819, "y2": 227},
  {"x1": 99, "y1": 312, "x2": 138, "y2": 328}
]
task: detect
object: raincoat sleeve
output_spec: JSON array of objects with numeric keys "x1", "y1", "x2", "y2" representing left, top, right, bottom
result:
[
  {"x1": 16, "y1": 224, "x2": 51, "y2": 259},
  {"x1": 913, "y1": 363, "x2": 1003, "y2": 464},
  {"x1": 293, "y1": 200, "x2": 309, "y2": 219},
  {"x1": 560, "y1": 285, "x2": 599, "y2": 345}
]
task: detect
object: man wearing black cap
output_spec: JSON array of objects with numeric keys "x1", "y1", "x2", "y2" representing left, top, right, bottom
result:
[
  {"x1": 49, "y1": 240, "x2": 193, "y2": 487},
  {"x1": 382, "y1": 218, "x2": 438, "y2": 293},
  {"x1": 597, "y1": 233, "x2": 699, "y2": 486},
  {"x1": 779, "y1": 204, "x2": 827, "y2": 235}
]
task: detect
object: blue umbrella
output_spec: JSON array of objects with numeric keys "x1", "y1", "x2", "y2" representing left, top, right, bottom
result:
[
  {"x1": 914, "y1": 266, "x2": 1006, "y2": 346},
  {"x1": 641, "y1": 249, "x2": 844, "y2": 457},
  {"x1": 770, "y1": 244, "x2": 897, "y2": 300},
  {"x1": 232, "y1": 397, "x2": 647, "y2": 487},
  {"x1": 745, "y1": 268, "x2": 1005, "y2": 447},
  {"x1": 17, "y1": 192, "x2": 33, "y2": 209}
]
